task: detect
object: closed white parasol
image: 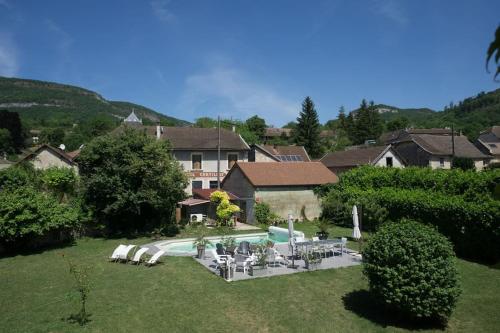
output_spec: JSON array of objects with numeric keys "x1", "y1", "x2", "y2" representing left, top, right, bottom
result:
[{"x1": 352, "y1": 205, "x2": 362, "y2": 240}]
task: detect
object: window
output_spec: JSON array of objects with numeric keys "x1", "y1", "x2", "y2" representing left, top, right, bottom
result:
[
  {"x1": 439, "y1": 158, "x2": 445, "y2": 168},
  {"x1": 209, "y1": 180, "x2": 219, "y2": 189},
  {"x1": 192, "y1": 180, "x2": 203, "y2": 190},
  {"x1": 227, "y1": 153, "x2": 238, "y2": 169},
  {"x1": 488, "y1": 143, "x2": 497, "y2": 148},
  {"x1": 385, "y1": 156, "x2": 393, "y2": 167},
  {"x1": 191, "y1": 153, "x2": 202, "y2": 170}
]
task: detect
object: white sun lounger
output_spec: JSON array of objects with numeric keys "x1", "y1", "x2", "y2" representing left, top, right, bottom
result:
[
  {"x1": 145, "y1": 250, "x2": 165, "y2": 266},
  {"x1": 118, "y1": 245, "x2": 136, "y2": 262},
  {"x1": 109, "y1": 244, "x2": 126, "y2": 261},
  {"x1": 131, "y1": 247, "x2": 149, "y2": 265}
]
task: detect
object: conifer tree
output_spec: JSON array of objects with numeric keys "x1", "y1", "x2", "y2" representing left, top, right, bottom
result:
[{"x1": 295, "y1": 96, "x2": 322, "y2": 158}]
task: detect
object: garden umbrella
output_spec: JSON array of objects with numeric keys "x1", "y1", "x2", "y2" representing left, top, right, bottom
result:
[
  {"x1": 287, "y1": 214, "x2": 298, "y2": 268},
  {"x1": 352, "y1": 205, "x2": 362, "y2": 240}
]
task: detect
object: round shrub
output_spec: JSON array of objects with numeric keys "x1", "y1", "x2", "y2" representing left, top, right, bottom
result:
[{"x1": 363, "y1": 220, "x2": 461, "y2": 323}]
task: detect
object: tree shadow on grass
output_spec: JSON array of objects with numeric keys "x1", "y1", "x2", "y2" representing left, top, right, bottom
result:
[
  {"x1": 63, "y1": 313, "x2": 92, "y2": 326},
  {"x1": 342, "y1": 290, "x2": 446, "y2": 331}
]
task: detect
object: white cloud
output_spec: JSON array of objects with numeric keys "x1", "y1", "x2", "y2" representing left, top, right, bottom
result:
[
  {"x1": 44, "y1": 19, "x2": 73, "y2": 53},
  {"x1": 372, "y1": 0, "x2": 409, "y2": 26},
  {"x1": 0, "y1": 33, "x2": 19, "y2": 77},
  {"x1": 177, "y1": 66, "x2": 298, "y2": 126},
  {"x1": 151, "y1": 0, "x2": 175, "y2": 23}
]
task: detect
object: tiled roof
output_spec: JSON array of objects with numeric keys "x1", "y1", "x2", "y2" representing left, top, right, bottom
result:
[
  {"x1": 138, "y1": 126, "x2": 250, "y2": 150},
  {"x1": 380, "y1": 128, "x2": 457, "y2": 144},
  {"x1": 264, "y1": 128, "x2": 293, "y2": 137},
  {"x1": 477, "y1": 127, "x2": 500, "y2": 155},
  {"x1": 403, "y1": 134, "x2": 488, "y2": 159},
  {"x1": 225, "y1": 162, "x2": 338, "y2": 187},
  {"x1": 258, "y1": 144, "x2": 311, "y2": 162},
  {"x1": 19, "y1": 144, "x2": 78, "y2": 165},
  {"x1": 320, "y1": 146, "x2": 390, "y2": 167}
]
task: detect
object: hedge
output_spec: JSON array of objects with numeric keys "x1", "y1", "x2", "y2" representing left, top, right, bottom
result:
[
  {"x1": 331, "y1": 186, "x2": 500, "y2": 262},
  {"x1": 339, "y1": 166, "x2": 500, "y2": 201}
]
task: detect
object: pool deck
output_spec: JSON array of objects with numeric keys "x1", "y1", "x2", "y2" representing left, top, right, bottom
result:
[{"x1": 194, "y1": 243, "x2": 362, "y2": 281}]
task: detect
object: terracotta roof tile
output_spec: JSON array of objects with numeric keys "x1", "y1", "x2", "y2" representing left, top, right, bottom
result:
[
  {"x1": 226, "y1": 162, "x2": 338, "y2": 187},
  {"x1": 258, "y1": 144, "x2": 311, "y2": 162}
]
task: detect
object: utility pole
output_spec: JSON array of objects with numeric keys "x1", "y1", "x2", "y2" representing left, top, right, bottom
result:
[
  {"x1": 451, "y1": 124, "x2": 455, "y2": 158},
  {"x1": 217, "y1": 115, "x2": 221, "y2": 189}
]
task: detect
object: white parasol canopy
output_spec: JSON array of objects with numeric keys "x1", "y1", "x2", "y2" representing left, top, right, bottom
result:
[
  {"x1": 288, "y1": 214, "x2": 294, "y2": 245},
  {"x1": 352, "y1": 205, "x2": 362, "y2": 240}
]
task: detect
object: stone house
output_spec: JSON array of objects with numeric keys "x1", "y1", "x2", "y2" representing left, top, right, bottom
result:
[
  {"x1": 221, "y1": 162, "x2": 338, "y2": 224},
  {"x1": 141, "y1": 125, "x2": 250, "y2": 194},
  {"x1": 392, "y1": 133, "x2": 489, "y2": 170},
  {"x1": 320, "y1": 145, "x2": 405, "y2": 175},
  {"x1": 475, "y1": 126, "x2": 500, "y2": 164},
  {"x1": 19, "y1": 144, "x2": 80, "y2": 172}
]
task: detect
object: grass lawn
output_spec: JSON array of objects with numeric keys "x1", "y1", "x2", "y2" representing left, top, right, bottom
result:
[{"x1": 1, "y1": 229, "x2": 499, "y2": 332}]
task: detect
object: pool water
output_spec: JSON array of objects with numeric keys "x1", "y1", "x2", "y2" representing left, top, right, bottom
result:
[{"x1": 160, "y1": 232, "x2": 289, "y2": 255}]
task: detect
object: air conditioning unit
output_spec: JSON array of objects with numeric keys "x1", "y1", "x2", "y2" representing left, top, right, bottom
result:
[{"x1": 190, "y1": 214, "x2": 204, "y2": 222}]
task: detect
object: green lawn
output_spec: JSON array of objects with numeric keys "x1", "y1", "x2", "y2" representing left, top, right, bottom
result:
[{"x1": 1, "y1": 230, "x2": 499, "y2": 332}]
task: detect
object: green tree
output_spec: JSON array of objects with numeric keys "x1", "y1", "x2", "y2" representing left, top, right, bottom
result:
[
  {"x1": 0, "y1": 128, "x2": 13, "y2": 155},
  {"x1": 245, "y1": 115, "x2": 266, "y2": 138},
  {"x1": 386, "y1": 116, "x2": 409, "y2": 131},
  {"x1": 42, "y1": 128, "x2": 66, "y2": 146},
  {"x1": 295, "y1": 96, "x2": 323, "y2": 158},
  {"x1": 0, "y1": 110, "x2": 25, "y2": 151},
  {"x1": 338, "y1": 106, "x2": 347, "y2": 130},
  {"x1": 486, "y1": 25, "x2": 500, "y2": 80},
  {"x1": 347, "y1": 100, "x2": 384, "y2": 144},
  {"x1": 194, "y1": 117, "x2": 218, "y2": 128},
  {"x1": 77, "y1": 128, "x2": 188, "y2": 233}
]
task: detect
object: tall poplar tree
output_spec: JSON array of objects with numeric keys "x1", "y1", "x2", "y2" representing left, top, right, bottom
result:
[{"x1": 295, "y1": 96, "x2": 322, "y2": 158}]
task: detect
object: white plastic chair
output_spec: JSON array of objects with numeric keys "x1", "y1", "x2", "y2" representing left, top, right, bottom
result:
[
  {"x1": 145, "y1": 250, "x2": 165, "y2": 266},
  {"x1": 118, "y1": 245, "x2": 136, "y2": 262},
  {"x1": 266, "y1": 248, "x2": 287, "y2": 267},
  {"x1": 211, "y1": 249, "x2": 229, "y2": 269},
  {"x1": 131, "y1": 247, "x2": 149, "y2": 265},
  {"x1": 109, "y1": 244, "x2": 126, "y2": 261}
]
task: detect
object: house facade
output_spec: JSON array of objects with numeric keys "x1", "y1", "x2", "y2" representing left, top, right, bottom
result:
[
  {"x1": 320, "y1": 145, "x2": 405, "y2": 175},
  {"x1": 222, "y1": 162, "x2": 338, "y2": 223},
  {"x1": 136, "y1": 124, "x2": 250, "y2": 194},
  {"x1": 392, "y1": 133, "x2": 489, "y2": 170},
  {"x1": 475, "y1": 126, "x2": 500, "y2": 164},
  {"x1": 19, "y1": 144, "x2": 79, "y2": 173}
]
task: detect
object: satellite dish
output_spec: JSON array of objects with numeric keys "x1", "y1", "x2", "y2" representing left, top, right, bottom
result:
[{"x1": 59, "y1": 144, "x2": 66, "y2": 151}]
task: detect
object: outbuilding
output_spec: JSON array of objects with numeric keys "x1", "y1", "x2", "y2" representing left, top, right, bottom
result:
[{"x1": 221, "y1": 162, "x2": 338, "y2": 223}]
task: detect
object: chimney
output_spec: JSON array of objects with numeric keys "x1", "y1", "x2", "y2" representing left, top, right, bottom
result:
[{"x1": 156, "y1": 124, "x2": 161, "y2": 140}]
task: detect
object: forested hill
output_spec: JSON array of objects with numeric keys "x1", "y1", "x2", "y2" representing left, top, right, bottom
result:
[
  {"x1": 0, "y1": 76, "x2": 189, "y2": 128},
  {"x1": 361, "y1": 89, "x2": 500, "y2": 139}
]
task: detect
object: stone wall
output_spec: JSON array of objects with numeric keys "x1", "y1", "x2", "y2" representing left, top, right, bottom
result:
[{"x1": 255, "y1": 187, "x2": 322, "y2": 222}]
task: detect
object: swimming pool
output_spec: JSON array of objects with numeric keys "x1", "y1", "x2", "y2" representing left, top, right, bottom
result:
[{"x1": 153, "y1": 227, "x2": 305, "y2": 256}]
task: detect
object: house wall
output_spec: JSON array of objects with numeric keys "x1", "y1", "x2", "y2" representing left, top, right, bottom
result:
[
  {"x1": 221, "y1": 167, "x2": 256, "y2": 223},
  {"x1": 428, "y1": 156, "x2": 451, "y2": 169},
  {"x1": 255, "y1": 187, "x2": 322, "y2": 222},
  {"x1": 31, "y1": 149, "x2": 78, "y2": 173},
  {"x1": 374, "y1": 150, "x2": 405, "y2": 168},
  {"x1": 173, "y1": 150, "x2": 248, "y2": 193},
  {"x1": 253, "y1": 149, "x2": 278, "y2": 162}
]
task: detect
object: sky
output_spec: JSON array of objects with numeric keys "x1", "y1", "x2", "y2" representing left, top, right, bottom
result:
[{"x1": 0, "y1": 0, "x2": 499, "y2": 126}]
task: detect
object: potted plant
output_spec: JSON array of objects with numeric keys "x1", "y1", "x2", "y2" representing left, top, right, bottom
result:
[
  {"x1": 192, "y1": 228, "x2": 212, "y2": 259},
  {"x1": 250, "y1": 244, "x2": 268, "y2": 277},
  {"x1": 304, "y1": 251, "x2": 322, "y2": 270},
  {"x1": 316, "y1": 220, "x2": 330, "y2": 240}
]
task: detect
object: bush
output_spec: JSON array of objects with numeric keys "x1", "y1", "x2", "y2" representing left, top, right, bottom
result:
[
  {"x1": 0, "y1": 186, "x2": 82, "y2": 244},
  {"x1": 452, "y1": 157, "x2": 475, "y2": 171},
  {"x1": 363, "y1": 220, "x2": 461, "y2": 323},
  {"x1": 254, "y1": 202, "x2": 272, "y2": 224}
]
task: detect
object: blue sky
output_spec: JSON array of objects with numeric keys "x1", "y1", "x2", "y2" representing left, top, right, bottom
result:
[{"x1": 0, "y1": 0, "x2": 499, "y2": 126}]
